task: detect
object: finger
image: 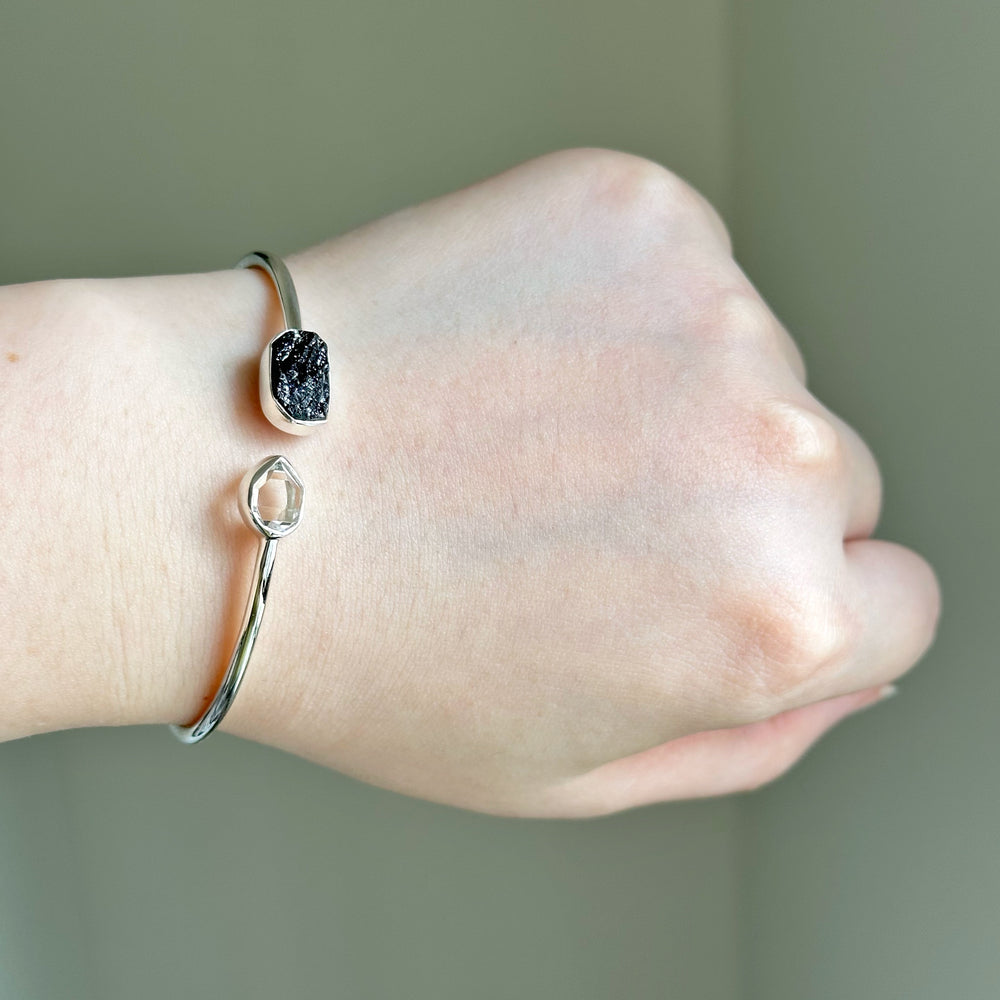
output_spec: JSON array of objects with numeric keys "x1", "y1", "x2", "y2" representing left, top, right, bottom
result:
[
  {"x1": 750, "y1": 393, "x2": 883, "y2": 542},
  {"x1": 833, "y1": 537, "x2": 942, "y2": 693},
  {"x1": 824, "y1": 407, "x2": 884, "y2": 541},
  {"x1": 556, "y1": 686, "x2": 890, "y2": 816},
  {"x1": 724, "y1": 259, "x2": 809, "y2": 384},
  {"x1": 769, "y1": 311, "x2": 808, "y2": 384}
]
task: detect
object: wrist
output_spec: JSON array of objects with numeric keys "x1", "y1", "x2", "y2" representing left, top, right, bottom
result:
[{"x1": 0, "y1": 263, "x2": 364, "y2": 745}]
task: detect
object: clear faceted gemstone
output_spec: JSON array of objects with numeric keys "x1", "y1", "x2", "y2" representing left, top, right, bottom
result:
[{"x1": 243, "y1": 456, "x2": 304, "y2": 538}]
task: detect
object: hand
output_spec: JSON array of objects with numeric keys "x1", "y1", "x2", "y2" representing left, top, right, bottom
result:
[{"x1": 0, "y1": 149, "x2": 940, "y2": 817}]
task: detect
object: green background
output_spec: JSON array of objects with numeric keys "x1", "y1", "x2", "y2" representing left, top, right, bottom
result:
[
  {"x1": 0, "y1": 1, "x2": 995, "y2": 997},
  {"x1": 733, "y1": 2, "x2": 1000, "y2": 996}
]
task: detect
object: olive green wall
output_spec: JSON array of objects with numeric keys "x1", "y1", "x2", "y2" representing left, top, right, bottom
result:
[
  {"x1": 733, "y1": 2, "x2": 1000, "y2": 996},
  {"x1": 1, "y1": 0, "x2": 731, "y2": 283},
  {"x1": 0, "y1": 2, "x2": 738, "y2": 998}
]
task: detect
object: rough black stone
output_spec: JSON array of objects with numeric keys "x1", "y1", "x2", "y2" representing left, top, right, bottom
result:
[{"x1": 269, "y1": 329, "x2": 330, "y2": 423}]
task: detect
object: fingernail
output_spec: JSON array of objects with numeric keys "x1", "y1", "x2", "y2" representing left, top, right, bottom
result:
[{"x1": 849, "y1": 683, "x2": 898, "y2": 717}]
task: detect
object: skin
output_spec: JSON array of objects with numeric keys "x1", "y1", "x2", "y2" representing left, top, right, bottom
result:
[{"x1": 0, "y1": 148, "x2": 941, "y2": 818}]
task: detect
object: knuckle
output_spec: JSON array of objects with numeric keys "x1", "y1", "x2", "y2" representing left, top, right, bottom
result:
[
  {"x1": 702, "y1": 288, "x2": 779, "y2": 349},
  {"x1": 587, "y1": 149, "x2": 693, "y2": 207},
  {"x1": 751, "y1": 400, "x2": 843, "y2": 474},
  {"x1": 733, "y1": 585, "x2": 857, "y2": 701},
  {"x1": 553, "y1": 147, "x2": 724, "y2": 240}
]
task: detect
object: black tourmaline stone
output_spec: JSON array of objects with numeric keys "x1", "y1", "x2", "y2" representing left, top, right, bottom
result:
[{"x1": 269, "y1": 329, "x2": 330, "y2": 423}]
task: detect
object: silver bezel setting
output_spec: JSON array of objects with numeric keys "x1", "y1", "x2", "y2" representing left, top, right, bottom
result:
[{"x1": 239, "y1": 454, "x2": 305, "y2": 539}]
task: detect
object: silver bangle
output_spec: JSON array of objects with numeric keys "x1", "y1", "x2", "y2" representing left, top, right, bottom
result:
[{"x1": 169, "y1": 251, "x2": 330, "y2": 744}]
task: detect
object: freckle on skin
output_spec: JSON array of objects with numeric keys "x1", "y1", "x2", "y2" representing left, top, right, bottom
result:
[{"x1": 6, "y1": 352, "x2": 19, "y2": 363}]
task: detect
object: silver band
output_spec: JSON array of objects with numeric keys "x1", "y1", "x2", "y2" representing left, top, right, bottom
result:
[
  {"x1": 170, "y1": 248, "x2": 318, "y2": 745},
  {"x1": 170, "y1": 454, "x2": 305, "y2": 744},
  {"x1": 169, "y1": 536, "x2": 278, "y2": 744},
  {"x1": 237, "y1": 250, "x2": 302, "y2": 330}
]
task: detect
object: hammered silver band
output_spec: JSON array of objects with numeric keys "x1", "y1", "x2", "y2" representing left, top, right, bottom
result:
[{"x1": 170, "y1": 251, "x2": 325, "y2": 744}]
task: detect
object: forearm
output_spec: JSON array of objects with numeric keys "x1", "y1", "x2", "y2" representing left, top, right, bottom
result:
[{"x1": 0, "y1": 263, "x2": 362, "y2": 743}]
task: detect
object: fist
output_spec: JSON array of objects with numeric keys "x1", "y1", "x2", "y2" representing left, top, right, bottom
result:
[{"x1": 226, "y1": 149, "x2": 941, "y2": 817}]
